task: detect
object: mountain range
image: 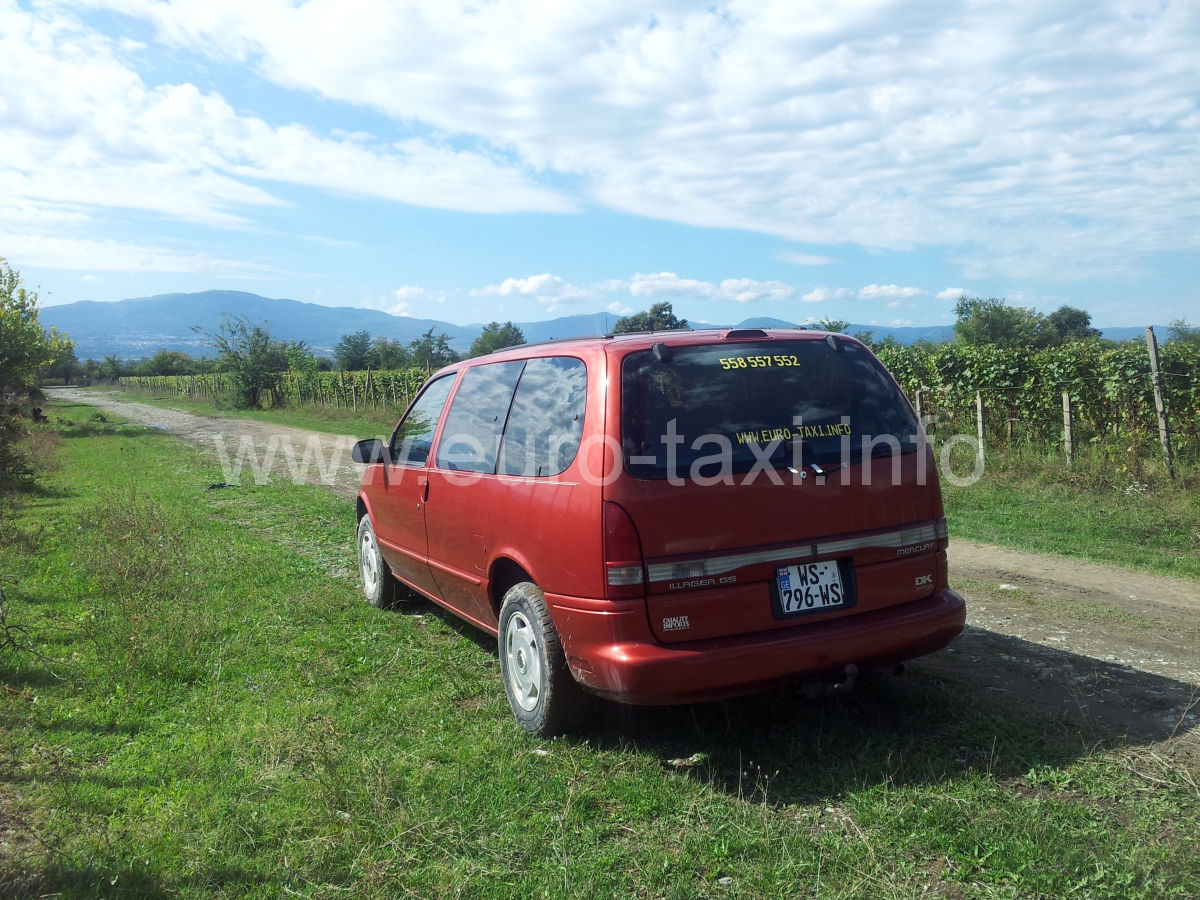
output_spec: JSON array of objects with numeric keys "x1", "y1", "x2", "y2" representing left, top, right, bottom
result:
[{"x1": 39, "y1": 290, "x2": 1160, "y2": 359}]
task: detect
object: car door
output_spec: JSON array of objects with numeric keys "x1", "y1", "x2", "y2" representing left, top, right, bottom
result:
[
  {"x1": 424, "y1": 357, "x2": 590, "y2": 629},
  {"x1": 422, "y1": 360, "x2": 525, "y2": 626},
  {"x1": 371, "y1": 372, "x2": 457, "y2": 600}
]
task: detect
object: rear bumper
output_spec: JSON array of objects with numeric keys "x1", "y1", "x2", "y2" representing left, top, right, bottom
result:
[{"x1": 548, "y1": 589, "x2": 965, "y2": 705}]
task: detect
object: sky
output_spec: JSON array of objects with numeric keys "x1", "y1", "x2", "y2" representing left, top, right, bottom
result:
[{"x1": 2, "y1": 0, "x2": 1197, "y2": 328}]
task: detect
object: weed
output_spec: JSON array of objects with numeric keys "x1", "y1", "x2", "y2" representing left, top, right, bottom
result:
[{"x1": 75, "y1": 487, "x2": 216, "y2": 685}]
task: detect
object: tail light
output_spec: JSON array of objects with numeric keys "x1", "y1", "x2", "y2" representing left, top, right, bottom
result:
[
  {"x1": 604, "y1": 501, "x2": 645, "y2": 599},
  {"x1": 935, "y1": 516, "x2": 949, "y2": 551}
]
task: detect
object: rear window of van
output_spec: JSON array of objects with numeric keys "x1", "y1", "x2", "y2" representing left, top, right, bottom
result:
[{"x1": 621, "y1": 340, "x2": 918, "y2": 480}]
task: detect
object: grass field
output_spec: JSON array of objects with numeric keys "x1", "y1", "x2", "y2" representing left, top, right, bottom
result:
[
  {"x1": 76, "y1": 385, "x2": 1200, "y2": 581},
  {"x1": 0, "y1": 399, "x2": 1196, "y2": 897},
  {"x1": 940, "y1": 444, "x2": 1200, "y2": 581}
]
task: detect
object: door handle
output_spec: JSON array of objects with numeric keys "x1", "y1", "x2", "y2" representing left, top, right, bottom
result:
[{"x1": 422, "y1": 481, "x2": 430, "y2": 502}]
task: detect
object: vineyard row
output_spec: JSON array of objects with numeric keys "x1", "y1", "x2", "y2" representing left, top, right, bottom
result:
[{"x1": 115, "y1": 340, "x2": 1200, "y2": 453}]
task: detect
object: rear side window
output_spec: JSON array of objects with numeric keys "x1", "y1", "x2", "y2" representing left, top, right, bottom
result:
[
  {"x1": 390, "y1": 373, "x2": 456, "y2": 466},
  {"x1": 498, "y1": 357, "x2": 587, "y2": 477},
  {"x1": 621, "y1": 340, "x2": 918, "y2": 480},
  {"x1": 435, "y1": 361, "x2": 525, "y2": 473}
]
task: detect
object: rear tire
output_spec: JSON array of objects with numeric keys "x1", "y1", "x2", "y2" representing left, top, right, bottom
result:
[
  {"x1": 498, "y1": 582, "x2": 591, "y2": 736},
  {"x1": 357, "y1": 514, "x2": 402, "y2": 609}
]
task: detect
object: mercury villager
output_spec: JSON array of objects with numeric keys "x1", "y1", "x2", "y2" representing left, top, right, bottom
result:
[{"x1": 352, "y1": 328, "x2": 966, "y2": 734}]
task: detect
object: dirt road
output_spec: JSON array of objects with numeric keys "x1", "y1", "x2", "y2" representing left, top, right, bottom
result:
[
  {"x1": 50, "y1": 387, "x2": 368, "y2": 499},
  {"x1": 51, "y1": 388, "x2": 1199, "y2": 740}
]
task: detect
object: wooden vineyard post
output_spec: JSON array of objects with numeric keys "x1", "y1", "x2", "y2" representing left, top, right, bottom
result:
[
  {"x1": 975, "y1": 391, "x2": 985, "y2": 459},
  {"x1": 914, "y1": 388, "x2": 922, "y2": 421},
  {"x1": 1145, "y1": 327, "x2": 1175, "y2": 480},
  {"x1": 1062, "y1": 392, "x2": 1073, "y2": 466},
  {"x1": 390, "y1": 376, "x2": 397, "y2": 406}
]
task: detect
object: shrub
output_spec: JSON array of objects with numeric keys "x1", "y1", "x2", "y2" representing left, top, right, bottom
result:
[{"x1": 207, "y1": 315, "x2": 288, "y2": 409}]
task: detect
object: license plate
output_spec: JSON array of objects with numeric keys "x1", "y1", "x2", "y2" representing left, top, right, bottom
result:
[{"x1": 775, "y1": 562, "x2": 845, "y2": 616}]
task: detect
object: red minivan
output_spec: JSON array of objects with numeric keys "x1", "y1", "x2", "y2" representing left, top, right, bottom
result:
[{"x1": 352, "y1": 328, "x2": 965, "y2": 734}]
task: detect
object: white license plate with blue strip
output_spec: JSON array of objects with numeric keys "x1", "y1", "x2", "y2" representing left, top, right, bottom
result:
[{"x1": 776, "y1": 562, "x2": 845, "y2": 615}]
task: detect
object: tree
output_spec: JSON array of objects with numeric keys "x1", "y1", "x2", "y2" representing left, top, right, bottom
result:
[
  {"x1": 0, "y1": 257, "x2": 74, "y2": 494},
  {"x1": 135, "y1": 350, "x2": 197, "y2": 376},
  {"x1": 612, "y1": 302, "x2": 689, "y2": 334},
  {"x1": 284, "y1": 340, "x2": 322, "y2": 375},
  {"x1": 101, "y1": 354, "x2": 127, "y2": 379},
  {"x1": 816, "y1": 317, "x2": 849, "y2": 333},
  {"x1": 408, "y1": 329, "x2": 460, "y2": 370},
  {"x1": 953, "y1": 296, "x2": 1055, "y2": 349},
  {"x1": 0, "y1": 257, "x2": 73, "y2": 394},
  {"x1": 334, "y1": 331, "x2": 373, "y2": 371},
  {"x1": 1167, "y1": 318, "x2": 1200, "y2": 348},
  {"x1": 1047, "y1": 305, "x2": 1101, "y2": 343},
  {"x1": 470, "y1": 321, "x2": 525, "y2": 357},
  {"x1": 46, "y1": 343, "x2": 82, "y2": 384},
  {"x1": 367, "y1": 337, "x2": 408, "y2": 370},
  {"x1": 207, "y1": 316, "x2": 288, "y2": 409}
]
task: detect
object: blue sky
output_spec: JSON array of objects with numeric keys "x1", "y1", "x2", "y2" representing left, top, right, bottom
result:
[{"x1": 3, "y1": 0, "x2": 1197, "y2": 328}]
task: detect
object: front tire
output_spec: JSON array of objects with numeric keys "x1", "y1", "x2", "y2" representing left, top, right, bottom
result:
[
  {"x1": 498, "y1": 582, "x2": 590, "y2": 735},
  {"x1": 357, "y1": 514, "x2": 401, "y2": 608}
]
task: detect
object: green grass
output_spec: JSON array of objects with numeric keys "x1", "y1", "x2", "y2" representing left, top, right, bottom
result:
[
  {"x1": 0, "y1": 400, "x2": 1196, "y2": 897},
  {"x1": 58, "y1": 388, "x2": 1200, "y2": 579},
  {"x1": 942, "y1": 445, "x2": 1200, "y2": 580},
  {"x1": 76, "y1": 384, "x2": 401, "y2": 439}
]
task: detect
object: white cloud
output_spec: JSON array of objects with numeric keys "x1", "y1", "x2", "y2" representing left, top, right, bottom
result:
[
  {"x1": 629, "y1": 272, "x2": 718, "y2": 298},
  {"x1": 858, "y1": 284, "x2": 924, "y2": 299},
  {"x1": 776, "y1": 252, "x2": 835, "y2": 266},
  {"x1": 78, "y1": 0, "x2": 1199, "y2": 279},
  {"x1": 0, "y1": 0, "x2": 571, "y2": 261},
  {"x1": 887, "y1": 301, "x2": 901, "y2": 308},
  {"x1": 0, "y1": 231, "x2": 260, "y2": 275},
  {"x1": 351, "y1": 285, "x2": 447, "y2": 317},
  {"x1": 606, "y1": 300, "x2": 633, "y2": 315},
  {"x1": 936, "y1": 287, "x2": 967, "y2": 300},
  {"x1": 718, "y1": 278, "x2": 794, "y2": 303},
  {"x1": 471, "y1": 274, "x2": 593, "y2": 311},
  {"x1": 801, "y1": 287, "x2": 852, "y2": 303},
  {"x1": 630, "y1": 272, "x2": 792, "y2": 303}
]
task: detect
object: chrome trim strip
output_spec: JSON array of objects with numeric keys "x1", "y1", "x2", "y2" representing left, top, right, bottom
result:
[
  {"x1": 645, "y1": 521, "x2": 939, "y2": 584},
  {"x1": 647, "y1": 544, "x2": 814, "y2": 583},
  {"x1": 816, "y1": 523, "x2": 938, "y2": 557}
]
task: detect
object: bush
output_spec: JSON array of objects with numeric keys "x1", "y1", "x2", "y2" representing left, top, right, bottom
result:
[{"x1": 207, "y1": 315, "x2": 288, "y2": 409}]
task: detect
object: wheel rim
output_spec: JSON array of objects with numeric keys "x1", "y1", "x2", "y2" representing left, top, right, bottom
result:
[
  {"x1": 504, "y1": 611, "x2": 541, "y2": 712},
  {"x1": 359, "y1": 526, "x2": 381, "y2": 598}
]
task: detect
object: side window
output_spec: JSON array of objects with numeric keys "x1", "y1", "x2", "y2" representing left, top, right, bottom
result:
[
  {"x1": 390, "y1": 374, "x2": 455, "y2": 466},
  {"x1": 434, "y1": 361, "x2": 525, "y2": 473},
  {"x1": 498, "y1": 357, "x2": 588, "y2": 477}
]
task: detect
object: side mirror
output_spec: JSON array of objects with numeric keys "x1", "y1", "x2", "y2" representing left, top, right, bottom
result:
[{"x1": 352, "y1": 438, "x2": 387, "y2": 464}]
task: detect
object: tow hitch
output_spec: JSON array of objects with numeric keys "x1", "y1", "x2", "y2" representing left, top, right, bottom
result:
[{"x1": 802, "y1": 663, "x2": 858, "y2": 699}]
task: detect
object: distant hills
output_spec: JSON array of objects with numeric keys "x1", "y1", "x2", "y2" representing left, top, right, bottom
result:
[{"x1": 39, "y1": 290, "x2": 1161, "y2": 359}]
